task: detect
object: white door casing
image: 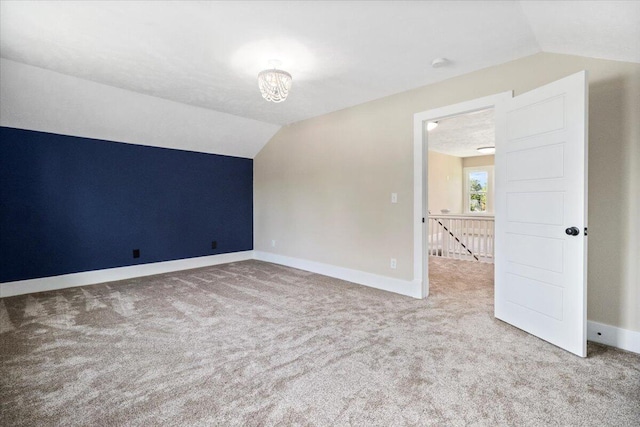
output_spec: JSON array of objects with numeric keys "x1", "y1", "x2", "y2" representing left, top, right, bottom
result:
[
  {"x1": 413, "y1": 92, "x2": 512, "y2": 298},
  {"x1": 494, "y1": 71, "x2": 588, "y2": 357}
]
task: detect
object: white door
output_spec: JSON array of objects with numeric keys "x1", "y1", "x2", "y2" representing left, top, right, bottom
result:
[{"x1": 494, "y1": 71, "x2": 588, "y2": 357}]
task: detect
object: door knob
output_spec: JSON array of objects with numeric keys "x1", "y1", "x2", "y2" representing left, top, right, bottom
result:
[{"x1": 565, "y1": 227, "x2": 580, "y2": 236}]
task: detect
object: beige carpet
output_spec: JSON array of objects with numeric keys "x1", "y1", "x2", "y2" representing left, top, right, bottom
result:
[{"x1": 1, "y1": 258, "x2": 638, "y2": 426}]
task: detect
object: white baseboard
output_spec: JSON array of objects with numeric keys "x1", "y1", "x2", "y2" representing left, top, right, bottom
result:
[
  {"x1": 253, "y1": 251, "x2": 423, "y2": 299},
  {"x1": 5, "y1": 251, "x2": 636, "y2": 355},
  {"x1": 0, "y1": 251, "x2": 254, "y2": 298},
  {"x1": 0, "y1": 250, "x2": 421, "y2": 299},
  {"x1": 587, "y1": 320, "x2": 640, "y2": 355}
]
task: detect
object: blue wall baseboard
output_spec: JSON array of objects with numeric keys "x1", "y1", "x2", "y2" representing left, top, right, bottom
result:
[{"x1": 0, "y1": 127, "x2": 253, "y2": 283}]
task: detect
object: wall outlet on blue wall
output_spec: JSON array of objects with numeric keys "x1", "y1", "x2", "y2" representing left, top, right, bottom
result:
[{"x1": 0, "y1": 127, "x2": 253, "y2": 283}]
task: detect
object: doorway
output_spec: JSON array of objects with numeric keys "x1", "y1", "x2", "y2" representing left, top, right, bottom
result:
[
  {"x1": 412, "y1": 92, "x2": 511, "y2": 299},
  {"x1": 413, "y1": 71, "x2": 589, "y2": 357},
  {"x1": 426, "y1": 108, "x2": 495, "y2": 265}
]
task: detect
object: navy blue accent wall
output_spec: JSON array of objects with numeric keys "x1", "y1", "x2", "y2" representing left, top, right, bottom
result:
[{"x1": 0, "y1": 127, "x2": 253, "y2": 283}]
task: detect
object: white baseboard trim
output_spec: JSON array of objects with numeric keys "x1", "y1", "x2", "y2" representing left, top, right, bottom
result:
[
  {"x1": 0, "y1": 251, "x2": 254, "y2": 298},
  {"x1": 6, "y1": 252, "x2": 635, "y2": 355},
  {"x1": 253, "y1": 251, "x2": 422, "y2": 299},
  {"x1": 587, "y1": 320, "x2": 640, "y2": 355}
]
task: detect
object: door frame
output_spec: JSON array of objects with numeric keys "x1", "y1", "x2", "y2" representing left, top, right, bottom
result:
[{"x1": 413, "y1": 91, "x2": 512, "y2": 298}]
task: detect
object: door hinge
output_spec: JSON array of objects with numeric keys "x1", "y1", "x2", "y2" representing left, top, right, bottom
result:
[
  {"x1": 584, "y1": 227, "x2": 588, "y2": 236},
  {"x1": 422, "y1": 217, "x2": 425, "y2": 223}
]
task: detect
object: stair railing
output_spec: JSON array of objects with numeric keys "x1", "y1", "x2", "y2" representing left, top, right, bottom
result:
[{"x1": 428, "y1": 213, "x2": 494, "y2": 263}]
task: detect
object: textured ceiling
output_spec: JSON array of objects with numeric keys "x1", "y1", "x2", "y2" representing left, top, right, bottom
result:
[
  {"x1": 428, "y1": 109, "x2": 495, "y2": 158},
  {"x1": 1, "y1": 1, "x2": 638, "y2": 153},
  {"x1": 521, "y1": 1, "x2": 640, "y2": 63},
  {"x1": 0, "y1": 1, "x2": 540, "y2": 126}
]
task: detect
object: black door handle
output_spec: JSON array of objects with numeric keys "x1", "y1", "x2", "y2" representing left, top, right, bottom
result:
[{"x1": 565, "y1": 227, "x2": 580, "y2": 236}]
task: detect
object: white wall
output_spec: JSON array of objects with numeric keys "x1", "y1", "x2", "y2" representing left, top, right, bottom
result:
[
  {"x1": 427, "y1": 151, "x2": 463, "y2": 214},
  {"x1": 255, "y1": 52, "x2": 640, "y2": 334},
  {"x1": 0, "y1": 59, "x2": 280, "y2": 159},
  {"x1": 463, "y1": 155, "x2": 494, "y2": 169},
  {"x1": 428, "y1": 154, "x2": 495, "y2": 215}
]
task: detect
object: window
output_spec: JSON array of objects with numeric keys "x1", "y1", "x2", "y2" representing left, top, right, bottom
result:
[
  {"x1": 464, "y1": 166, "x2": 494, "y2": 214},
  {"x1": 468, "y1": 171, "x2": 488, "y2": 212}
]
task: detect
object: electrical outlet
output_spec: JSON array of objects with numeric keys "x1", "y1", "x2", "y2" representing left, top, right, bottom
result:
[
  {"x1": 271, "y1": 240, "x2": 276, "y2": 247},
  {"x1": 133, "y1": 249, "x2": 140, "y2": 259},
  {"x1": 391, "y1": 193, "x2": 398, "y2": 204},
  {"x1": 390, "y1": 258, "x2": 397, "y2": 269}
]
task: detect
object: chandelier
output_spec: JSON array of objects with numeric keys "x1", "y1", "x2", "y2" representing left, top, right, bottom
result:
[{"x1": 258, "y1": 61, "x2": 292, "y2": 103}]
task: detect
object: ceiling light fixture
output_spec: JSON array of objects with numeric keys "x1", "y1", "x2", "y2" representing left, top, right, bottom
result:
[
  {"x1": 258, "y1": 60, "x2": 292, "y2": 103},
  {"x1": 477, "y1": 146, "x2": 495, "y2": 154},
  {"x1": 427, "y1": 121, "x2": 438, "y2": 131}
]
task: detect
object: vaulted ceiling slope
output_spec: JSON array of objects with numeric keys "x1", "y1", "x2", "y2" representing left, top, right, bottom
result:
[{"x1": 1, "y1": 1, "x2": 638, "y2": 156}]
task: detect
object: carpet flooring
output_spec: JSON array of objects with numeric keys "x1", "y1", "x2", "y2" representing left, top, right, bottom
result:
[{"x1": 1, "y1": 258, "x2": 638, "y2": 426}]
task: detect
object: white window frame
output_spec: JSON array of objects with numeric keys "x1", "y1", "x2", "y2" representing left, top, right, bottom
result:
[{"x1": 464, "y1": 166, "x2": 494, "y2": 214}]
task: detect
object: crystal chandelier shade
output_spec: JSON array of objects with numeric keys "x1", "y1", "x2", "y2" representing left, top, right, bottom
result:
[{"x1": 258, "y1": 68, "x2": 292, "y2": 103}]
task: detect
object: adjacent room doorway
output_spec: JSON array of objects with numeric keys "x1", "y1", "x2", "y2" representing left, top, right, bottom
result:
[
  {"x1": 425, "y1": 108, "x2": 495, "y2": 265},
  {"x1": 413, "y1": 71, "x2": 589, "y2": 357}
]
